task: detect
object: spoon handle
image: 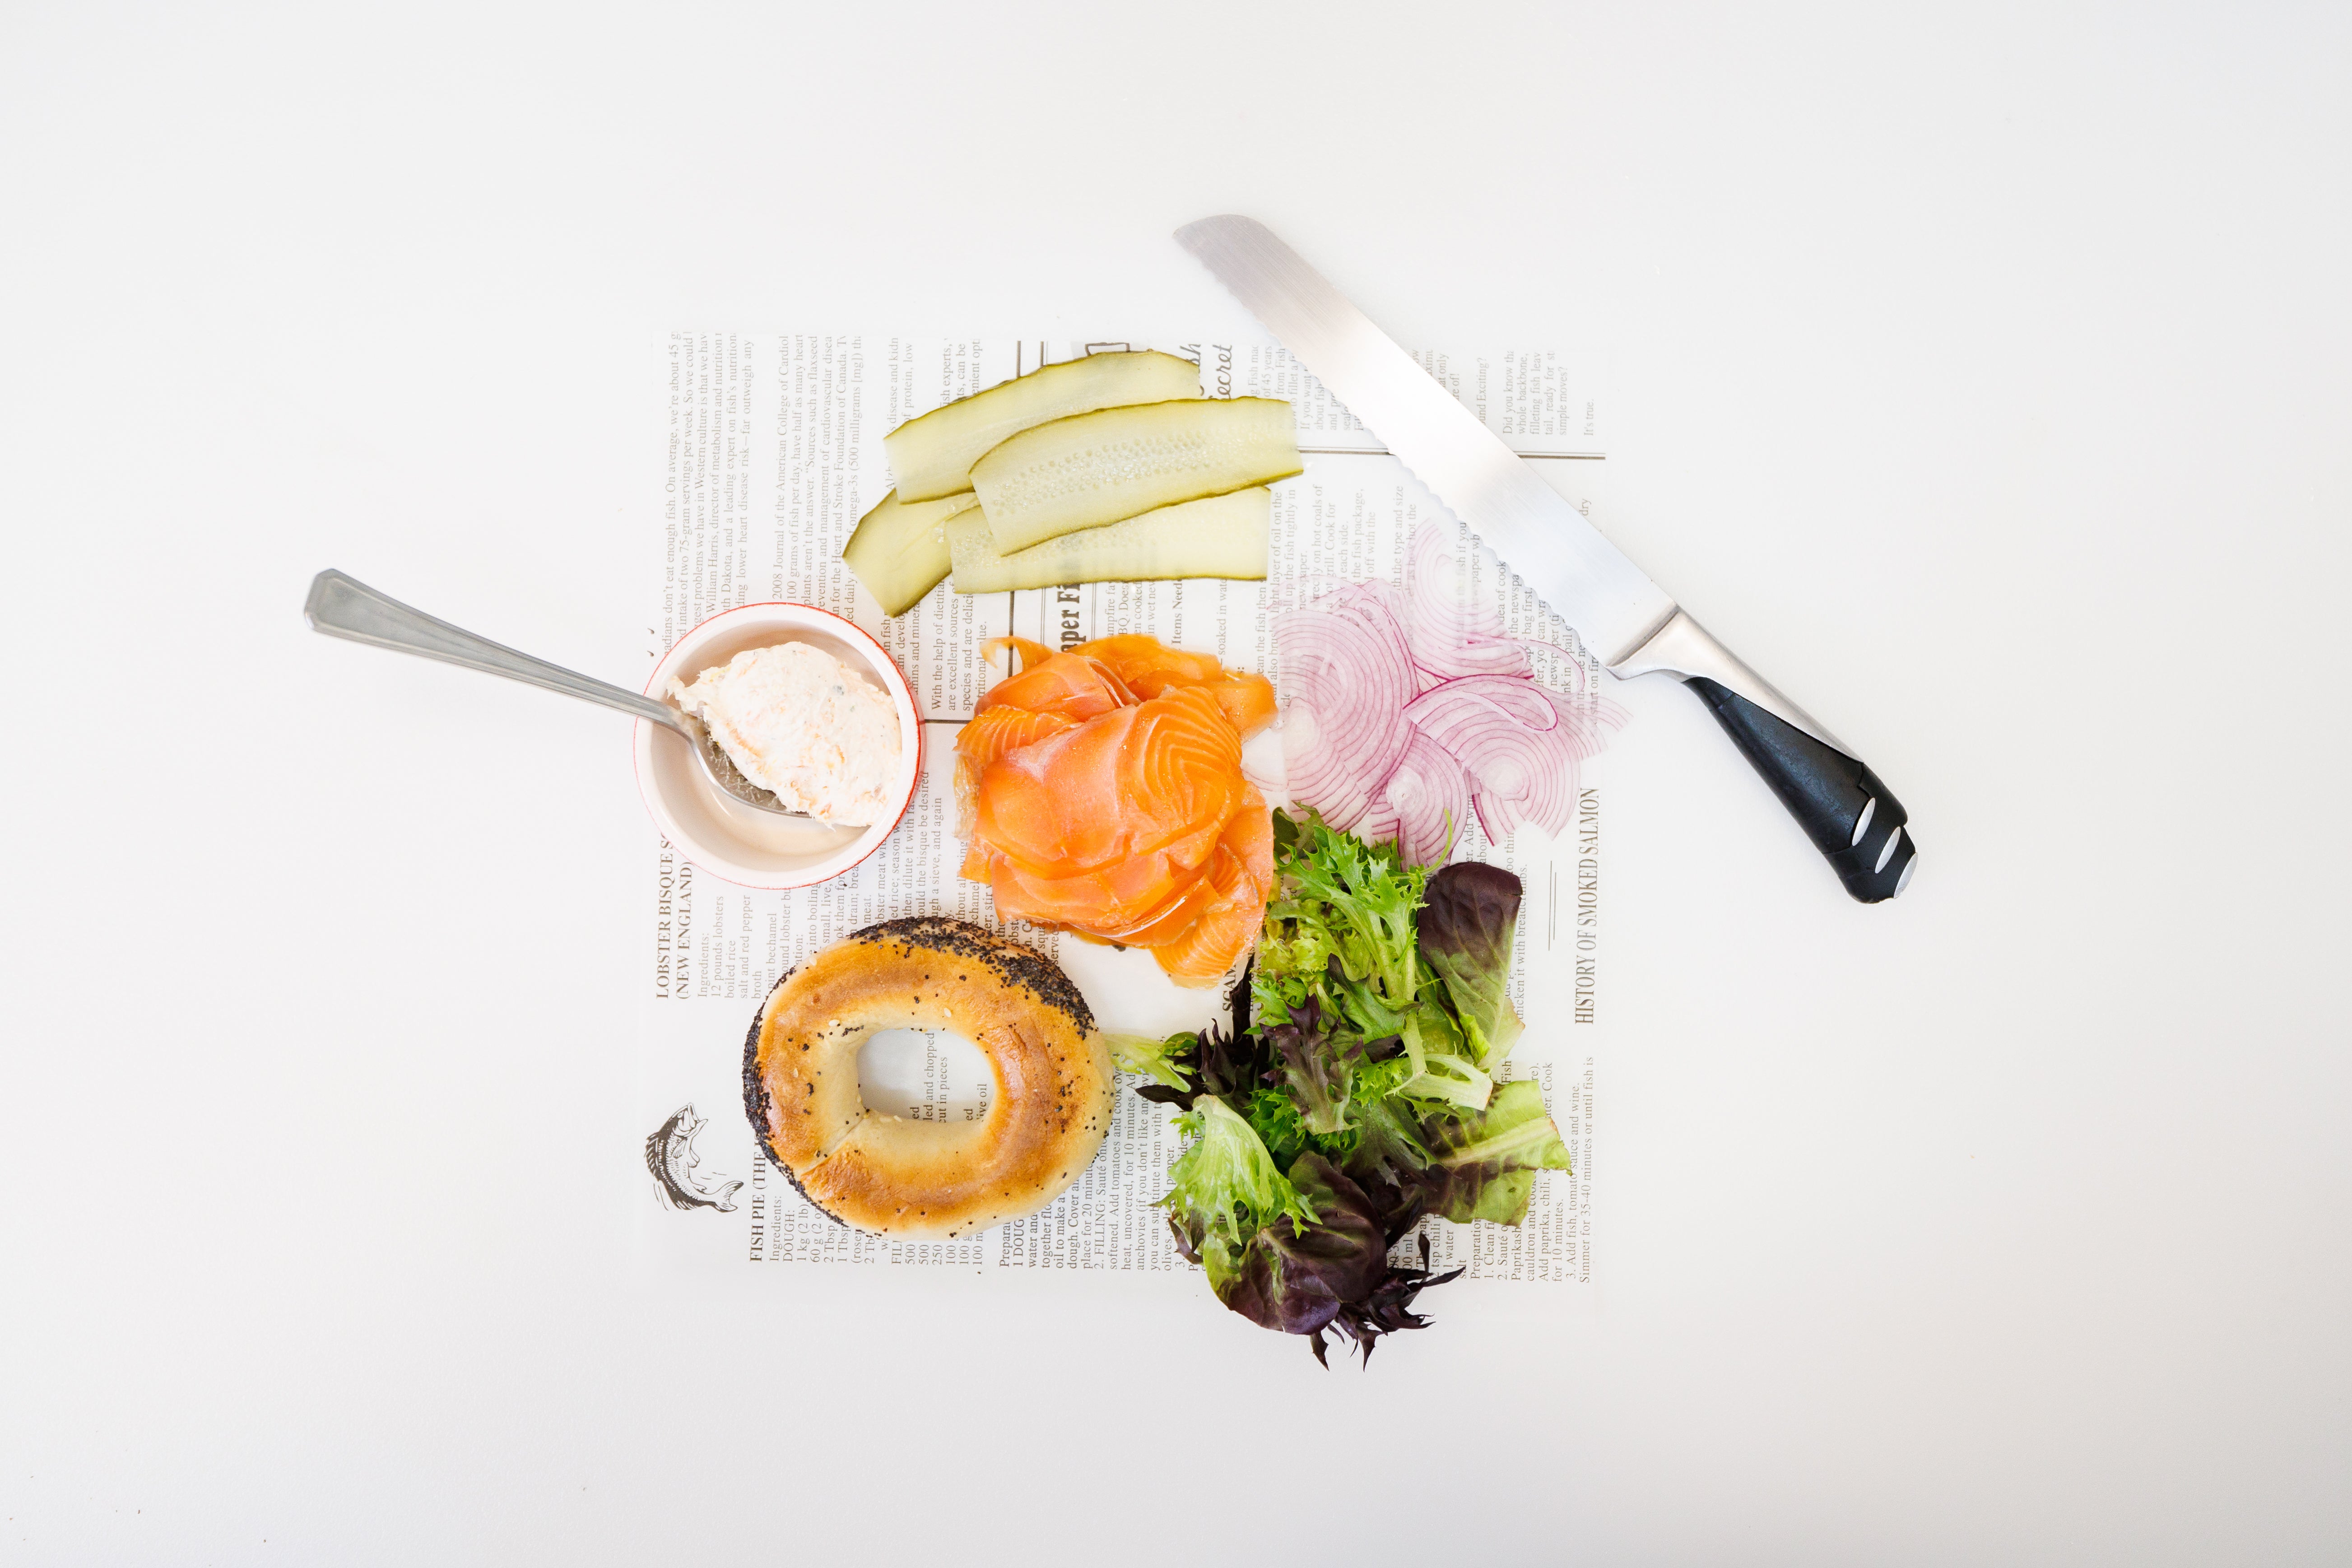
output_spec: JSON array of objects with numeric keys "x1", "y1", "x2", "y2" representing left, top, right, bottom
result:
[{"x1": 304, "y1": 569, "x2": 686, "y2": 735}]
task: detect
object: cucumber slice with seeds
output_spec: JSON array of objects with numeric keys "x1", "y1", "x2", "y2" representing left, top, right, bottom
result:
[
  {"x1": 947, "y1": 489, "x2": 1270, "y2": 594},
  {"x1": 883, "y1": 351, "x2": 1201, "y2": 503},
  {"x1": 841, "y1": 489, "x2": 979, "y2": 616},
  {"x1": 969, "y1": 397, "x2": 1302, "y2": 554}
]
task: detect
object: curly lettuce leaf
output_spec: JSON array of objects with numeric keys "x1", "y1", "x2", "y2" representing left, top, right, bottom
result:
[
  {"x1": 1244, "y1": 1087, "x2": 1312, "y2": 1171},
  {"x1": 1220, "y1": 1156, "x2": 1467, "y2": 1366},
  {"x1": 1417, "y1": 1078, "x2": 1573, "y2": 1225},
  {"x1": 1256, "y1": 810, "x2": 1427, "y2": 1040},
  {"x1": 1217, "y1": 1154, "x2": 1389, "y2": 1337},
  {"x1": 1121, "y1": 1022, "x2": 1273, "y2": 1110},
  {"x1": 1418, "y1": 861, "x2": 1525, "y2": 1070},
  {"x1": 1392, "y1": 1006, "x2": 1493, "y2": 1112},
  {"x1": 1339, "y1": 1061, "x2": 1433, "y2": 1240},
  {"x1": 1161, "y1": 1096, "x2": 1314, "y2": 1290},
  {"x1": 1320, "y1": 1231, "x2": 1463, "y2": 1368},
  {"x1": 1106, "y1": 1031, "x2": 1191, "y2": 1093},
  {"x1": 1263, "y1": 995, "x2": 1358, "y2": 1135}
]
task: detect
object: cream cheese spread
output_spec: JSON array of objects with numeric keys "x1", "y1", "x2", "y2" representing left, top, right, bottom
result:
[{"x1": 667, "y1": 642, "x2": 901, "y2": 824}]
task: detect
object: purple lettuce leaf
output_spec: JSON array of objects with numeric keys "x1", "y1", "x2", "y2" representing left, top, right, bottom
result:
[
  {"x1": 1262, "y1": 995, "x2": 1359, "y2": 1135},
  {"x1": 1416, "y1": 1078, "x2": 1574, "y2": 1225},
  {"x1": 1216, "y1": 1154, "x2": 1464, "y2": 1366},
  {"x1": 1315, "y1": 1232, "x2": 1464, "y2": 1368},
  {"x1": 1417, "y1": 861, "x2": 1525, "y2": 1068}
]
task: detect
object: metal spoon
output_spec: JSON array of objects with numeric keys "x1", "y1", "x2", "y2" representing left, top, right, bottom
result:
[{"x1": 303, "y1": 568, "x2": 818, "y2": 820}]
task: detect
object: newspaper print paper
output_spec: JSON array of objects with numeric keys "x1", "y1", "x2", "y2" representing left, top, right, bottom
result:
[{"x1": 639, "y1": 335, "x2": 1610, "y2": 1296}]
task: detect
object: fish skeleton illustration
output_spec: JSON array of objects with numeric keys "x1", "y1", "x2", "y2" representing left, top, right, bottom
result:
[{"x1": 645, "y1": 1103, "x2": 743, "y2": 1212}]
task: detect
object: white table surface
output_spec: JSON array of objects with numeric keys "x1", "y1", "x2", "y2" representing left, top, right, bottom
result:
[{"x1": 5, "y1": 4, "x2": 2348, "y2": 1562}]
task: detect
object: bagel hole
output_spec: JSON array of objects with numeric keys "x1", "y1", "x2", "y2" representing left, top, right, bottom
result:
[{"x1": 856, "y1": 1028, "x2": 993, "y2": 1123}]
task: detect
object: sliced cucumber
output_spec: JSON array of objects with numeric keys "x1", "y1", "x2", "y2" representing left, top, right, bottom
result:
[
  {"x1": 947, "y1": 488, "x2": 1270, "y2": 594},
  {"x1": 883, "y1": 351, "x2": 1201, "y2": 503},
  {"x1": 841, "y1": 489, "x2": 979, "y2": 616},
  {"x1": 969, "y1": 397, "x2": 1302, "y2": 554}
]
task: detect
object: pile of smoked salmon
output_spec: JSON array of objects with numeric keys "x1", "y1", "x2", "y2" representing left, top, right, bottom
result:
[{"x1": 955, "y1": 635, "x2": 1277, "y2": 986}]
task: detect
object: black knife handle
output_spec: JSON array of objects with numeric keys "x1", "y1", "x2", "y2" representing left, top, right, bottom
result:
[{"x1": 1684, "y1": 676, "x2": 1915, "y2": 903}]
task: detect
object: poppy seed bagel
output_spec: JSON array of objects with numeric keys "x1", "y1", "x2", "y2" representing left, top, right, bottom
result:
[{"x1": 741, "y1": 917, "x2": 1113, "y2": 1238}]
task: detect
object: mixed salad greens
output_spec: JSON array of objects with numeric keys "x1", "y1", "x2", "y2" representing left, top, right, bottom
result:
[{"x1": 1112, "y1": 810, "x2": 1572, "y2": 1365}]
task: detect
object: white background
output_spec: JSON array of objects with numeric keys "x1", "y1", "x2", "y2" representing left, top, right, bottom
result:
[{"x1": 4, "y1": 2, "x2": 2347, "y2": 1562}]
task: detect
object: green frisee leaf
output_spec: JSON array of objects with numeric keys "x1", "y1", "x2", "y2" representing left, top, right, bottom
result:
[
  {"x1": 1161, "y1": 1097, "x2": 1315, "y2": 1290},
  {"x1": 1106, "y1": 1031, "x2": 1193, "y2": 1092}
]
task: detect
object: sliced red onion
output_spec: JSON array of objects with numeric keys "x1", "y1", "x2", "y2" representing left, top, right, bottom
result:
[
  {"x1": 1404, "y1": 677, "x2": 1583, "y2": 840},
  {"x1": 1382, "y1": 728, "x2": 1472, "y2": 866},
  {"x1": 1405, "y1": 520, "x2": 1531, "y2": 689},
  {"x1": 1275, "y1": 581, "x2": 1417, "y2": 834},
  {"x1": 1275, "y1": 523, "x2": 1627, "y2": 863}
]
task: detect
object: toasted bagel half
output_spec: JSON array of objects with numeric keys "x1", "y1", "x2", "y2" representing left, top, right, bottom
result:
[{"x1": 742, "y1": 917, "x2": 1112, "y2": 1238}]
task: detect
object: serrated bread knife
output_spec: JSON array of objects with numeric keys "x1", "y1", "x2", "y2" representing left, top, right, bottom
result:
[{"x1": 1177, "y1": 214, "x2": 1916, "y2": 903}]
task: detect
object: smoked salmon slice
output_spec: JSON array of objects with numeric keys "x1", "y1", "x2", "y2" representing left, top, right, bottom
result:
[
  {"x1": 1152, "y1": 804, "x2": 1274, "y2": 984},
  {"x1": 1071, "y1": 635, "x2": 1278, "y2": 739},
  {"x1": 1202, "y1": 674, "x2": 1278, "y2": 739},
  {"x1": 953, "y1": 706, "x2": 1081, "y2": 842},
  {"x1": 978, "y1": 635, "x2": 1056, "y2": 674},
  {"x1": 1067, "y1": 635, "x2": 1222, "y2": 693},
  {"x1": 973, "y1": 649, "x2": 1134, "y2": 723},
  {"x1": 971, "y1": 689, "x2": 1241, "y2": 881},
  {"x1": 956, "y1": 634, "x2": 1277, "y2": 986},
  {"x1": 957, "y1": 706, "x2": 1079, "y2": 769}
]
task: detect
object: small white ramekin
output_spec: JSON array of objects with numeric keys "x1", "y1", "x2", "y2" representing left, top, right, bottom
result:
[{"x1": 633, "y1": 602, "x2": 921, "y2": 890}]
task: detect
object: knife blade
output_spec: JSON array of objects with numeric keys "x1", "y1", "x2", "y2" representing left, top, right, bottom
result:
[{"x1": 1177, "y1": 214, "x2": 1916, "y2": 903}]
